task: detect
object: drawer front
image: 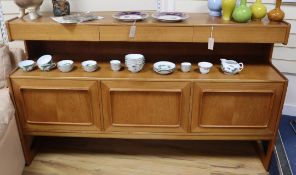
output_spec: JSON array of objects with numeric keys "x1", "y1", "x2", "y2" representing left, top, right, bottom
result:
[
  {"x1": 100, "y1": 26, "x2": 193, "y2": 42},
  {"x1": 193, "y1": 26, "x2": 288, "y2": 43},
  {"x1": 11, "y1": 79, "x2": 101, "y2": 134},
  {"x1": 101, "y1": 81, "x2": 191, "y2": 133},
  {"x1": 191, "y1": 82, "x2": 284, "y2": 135},
  {"x1": 8, "y1": 23, "x2": 100, "y2": 41}
]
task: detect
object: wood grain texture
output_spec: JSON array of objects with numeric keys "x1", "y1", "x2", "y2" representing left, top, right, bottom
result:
[
  {"x1": 11, "y1": 79, "x2": 102, "y2": 134},
  {"x1": 6, "y1": 12, "x2": 290, "y2": 43},
  {"x1": 191, "y1": 82, "x2": 284, "y2": 135},
  {"x1": 101, "y1": 81, "x2": 191, "y2": 132},
  {"x1": 22, "y1": 138, "x2": 268, "y2": 175}
]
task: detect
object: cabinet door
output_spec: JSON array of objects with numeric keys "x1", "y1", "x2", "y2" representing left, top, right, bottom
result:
[
  {"x1": 191, "y1": 82, "x2": 284, "y2": 135},
  {"x1": 11, "y1": 79, "x2": 101, "y2": 134},
  {"x1": 101, "y1": 81, "x2": 191, "y2": 133}
]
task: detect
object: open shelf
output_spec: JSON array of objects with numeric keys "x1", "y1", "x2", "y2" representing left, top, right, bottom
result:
[{"x1": 12, "y1": 62, "x2": 285, "y2": 82}]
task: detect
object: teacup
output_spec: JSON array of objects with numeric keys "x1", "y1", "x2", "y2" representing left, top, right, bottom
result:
[
  {"x1": 110, "y1": 60, "x2": 121, "y2": 71},
  {"x1": 181, "y1": 62, "x2": 191, "y2": 72},
  {"x1": 81, "y1": 60, "x2": 98, "y2": 72},
  {"x1": 198, "y1": 62, "x2": 213, "y2": 74},
  {"x1": 18, "y1": 60, "x2": 36, "y2": 72},
  {"x1": 37, "y1": 55, "x2": 56, "y2": 71},
  {"x1": 58, "y1": 60, "x2": 74, "y2": 72}
]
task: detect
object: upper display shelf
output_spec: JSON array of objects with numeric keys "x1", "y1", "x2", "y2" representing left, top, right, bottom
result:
[{"x1": 6, "y1": 12, "x2": 291, "y2": 44}]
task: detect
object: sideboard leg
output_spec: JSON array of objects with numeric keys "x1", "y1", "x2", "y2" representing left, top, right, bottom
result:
[{"x1": 255, "y1": 139, "x2": 275, "y2": 171}]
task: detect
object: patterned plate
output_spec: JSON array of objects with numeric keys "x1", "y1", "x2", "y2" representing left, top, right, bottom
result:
[
  {"x1": 112, "y1": 11, "x2": 149, "y2": 22},
  {"x1": 151, "y1": 12, "x2": 189, "y2": 22}
]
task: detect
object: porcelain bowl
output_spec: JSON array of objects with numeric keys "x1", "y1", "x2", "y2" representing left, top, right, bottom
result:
[
  {"x1": 58, "y1": 60, "x2": 74, "y2": 72},
  {"x1": 18, "y1": 60, "x2": 36, "y2": 72},
  {"x1": 81, "y1": 60, "x2": 98, "y2": 72}
]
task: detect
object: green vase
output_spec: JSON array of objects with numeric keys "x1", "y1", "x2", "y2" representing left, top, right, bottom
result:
[
  {"x1": 232, "y1": 0, "x2": 252, "y2": 23},
  {"x1": 251, "y1": 0, "x2": 267, "y2": 20}
]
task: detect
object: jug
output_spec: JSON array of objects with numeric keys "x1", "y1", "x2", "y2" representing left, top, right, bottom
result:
[{"x1": 220, "y1": 58, "x2": 244, "y2": 74}]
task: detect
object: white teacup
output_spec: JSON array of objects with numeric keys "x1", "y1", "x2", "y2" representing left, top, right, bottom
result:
[
  {"x1": 110, "y1": 60, "x2": 121, "y2": 71},
  {"x1": 198, "y1": 62, "x2": 213, "y2": 74},
  {"x1": 81, "y1": 60, "x2": 98, "y2": 72},
  {"x1": 58, "y1": 60, "x2": 74, "y2": 72},
  {"x1": 37, "y1": 55, "x2": 56, "y2": 71},
  {"x1": 18, "y1": 60, "x2": 36, "y2": 72},
  {"x1": 181, "y1": 62, "x2": 191, "y2": 72}
]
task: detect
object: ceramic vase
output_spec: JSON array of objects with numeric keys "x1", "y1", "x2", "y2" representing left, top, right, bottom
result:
[
  {"x1": 251, "y1": 0, "x2": 267, "y2": 21},
  {"x1": 14, "y1": 0, "x2": 43, "y2": 20},
  {"x1": 52, "y1": 0, "x2": 70, "y2": 17},
  {"x1": 222, "y1": 0, "x2": 236, "y2": 21},
  {"x1": 208, "y1": 0, "x2": 222, "y2": 17},
  {"x1": 268, "y1": 0, "x2": 285, "y2": 22},
  {"x1": 232, "y1": 0, "x2": 252, "y2": 23}
]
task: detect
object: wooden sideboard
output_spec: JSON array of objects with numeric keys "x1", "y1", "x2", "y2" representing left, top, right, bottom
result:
[{"x1": 6, "y1": 12, "x2": 291, "y2": 170}]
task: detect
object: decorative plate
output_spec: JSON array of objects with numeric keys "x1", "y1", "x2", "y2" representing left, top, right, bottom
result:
[
  {"x1": 153, "y1": 61, "x2": 176, "y2": 75},
  {"x1": 151, "y1": 12, "x2": 189, "y2": 22},
  {"x1": 112, "y1": 11, "x2": 149, "y2": 22}
]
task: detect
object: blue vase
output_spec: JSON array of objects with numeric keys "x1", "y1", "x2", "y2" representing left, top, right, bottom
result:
[{"x1": 208, "y1": 0, "x2": 222, "y2": 16}]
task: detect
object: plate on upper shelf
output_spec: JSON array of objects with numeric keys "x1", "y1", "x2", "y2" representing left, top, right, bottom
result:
[
  {"x1": 151, "y1": 12, "x2": 189, "y2": 22},
  {"x1": 112, "y1": 11, "x2": 149, "y2": 22}
]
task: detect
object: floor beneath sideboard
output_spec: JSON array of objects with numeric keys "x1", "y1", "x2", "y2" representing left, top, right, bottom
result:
[{"x1": 22, "y1": 138, "x2": 267, "y2": 175}]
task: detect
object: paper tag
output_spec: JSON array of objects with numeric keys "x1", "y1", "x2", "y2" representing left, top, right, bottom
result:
[
  {"x1": 208, "y1": 37, "x2": 214, "y2": 50},
  {"x1": 129, "y1": 25, "x2": 136, "y2": 38}
]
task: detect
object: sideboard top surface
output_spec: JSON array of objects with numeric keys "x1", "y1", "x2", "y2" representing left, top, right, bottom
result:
[{"x1": 6, "y1": 12, "x2": 290, "y2": 44}]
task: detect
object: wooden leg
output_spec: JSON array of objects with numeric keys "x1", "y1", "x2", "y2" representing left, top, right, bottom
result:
[
  {"x1": 21, "y1": 136, "x2": 38, "y2": 165},
  {"x1": 254, "y1": 139, "x2": 276, "y2": 171}
]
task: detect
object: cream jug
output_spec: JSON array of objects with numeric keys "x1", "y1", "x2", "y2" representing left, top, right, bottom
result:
[{"x1": 220, "y1": 58, "x2": 244, "y2": 74}]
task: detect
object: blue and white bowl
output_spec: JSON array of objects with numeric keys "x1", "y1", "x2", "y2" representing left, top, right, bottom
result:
[
  {"x1": 81, "y1": 60, "x2": 98, "y2": 72},
  {"x1": 18, "y1": 60, "x2": 36, "y2": 72},
  {"x1": 58, "y1": 60, "x2": 74, "y2": 72}
]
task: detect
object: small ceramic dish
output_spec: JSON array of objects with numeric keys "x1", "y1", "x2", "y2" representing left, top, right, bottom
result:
[
  {"x1": 151, "y1": 12, "x2": 189, "y2": 22},
  {"x1": 57, "y1": 60, "x2": 74, "y2": 72},
  {"x1": 153, "y1": 61, "x2": 176, "y2": 75},
  {"x1": 110, "y1": 60, "x2": 121, "y2": 71},
  {"x1": 37, "y1": 55, "x2": 56, "y2": 71},
  {"x1": 81, "y1": 60, "x2": 98, "y2": 72},
  {"x1": 18, "y1": 60, "x2": 36, "y2": 72},
  {"x1": 112, "y1": 11, "x2": 149, "y2": 22}
]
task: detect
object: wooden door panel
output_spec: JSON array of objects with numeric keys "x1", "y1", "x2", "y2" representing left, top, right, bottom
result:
[
  {"x1": 191, "y1": 82, "x2": 284, "y2": 135},
  {"x1": 102, "y1": 81, "x2": 191, "y2": 133},
  {"x1": 11, "y1": 79, "x2": 101, "y2": 134}
]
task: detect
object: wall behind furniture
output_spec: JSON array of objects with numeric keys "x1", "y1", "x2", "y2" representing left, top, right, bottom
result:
[{"x1": 1, "y1": 0, "x2": 296, "y2": 115}]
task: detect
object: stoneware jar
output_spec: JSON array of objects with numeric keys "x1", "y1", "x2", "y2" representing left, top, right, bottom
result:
[
  {"x1": 232, "y1": 0, "x2": 252, "y2": 23},
  {"x1": 268, "y1": 0, "x2": 285, "y2": 22},
  {"x1": 222, "y1": 0, "x2": 236, "y2": 21},
  {"x1": 251, "y1": 0, "x2": 267, "y2": 21},
  {"x1": 208, "y1": 0, "x2": 222, "y2": 17},
  {"x1": 14, "y1": 0, "x2": 43, "y2": 20}
]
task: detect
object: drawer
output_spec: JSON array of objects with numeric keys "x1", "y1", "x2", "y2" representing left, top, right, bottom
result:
[
  {"x1": 193, "y1": 26, "x2": 288, "y2": 43},
  {"x1": 101, "y1": 81, "x2": 191, "y2": 133},
  {"x1": 100, "y1": 26, "x2": 193, "y2": 42}
]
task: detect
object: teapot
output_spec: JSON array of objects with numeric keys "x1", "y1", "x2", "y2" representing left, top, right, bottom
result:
[{"x1": 220, "y1": 59, "x2": 244, "y2": 75}]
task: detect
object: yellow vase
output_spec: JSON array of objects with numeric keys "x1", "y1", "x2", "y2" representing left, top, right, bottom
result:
[
  {"x1": 222, "y1": 0, "x2": 236, "y2": 21},
  {"x1": 251, "y1": 0, "x2": 267, "y2": 20}
]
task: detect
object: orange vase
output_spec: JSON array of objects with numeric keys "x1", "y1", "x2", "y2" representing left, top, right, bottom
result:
[{"x1": 268, "y1": 0, "x2": 285, "y2": 22}]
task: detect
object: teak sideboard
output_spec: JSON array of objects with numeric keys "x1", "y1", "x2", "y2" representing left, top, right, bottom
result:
[{"x1": 6, "y1": 12, "x2": 291, "y2": 170}]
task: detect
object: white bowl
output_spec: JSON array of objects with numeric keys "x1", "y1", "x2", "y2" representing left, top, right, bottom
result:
[
  {"x1": 110, "y1": 60, "x2": 121, "y2": 71},
  {"x1": 37, "y1": 55, "x2": 52, "y2": 66},
  {"x1": 58, "y1": 60, "x2": 74, "y2": 72},
  {"x1": 81, "y1": 60, "x2": 98, "y2": 72},
  {"x1": 198, "y1": 62, "x2": 213, "y2": 74},
  {"x1": 18, "y1": 60, "x2": 36, "y2": 72},
  {"x1": 125, "y1": 54, "x2": 144, "y2": 60}
]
